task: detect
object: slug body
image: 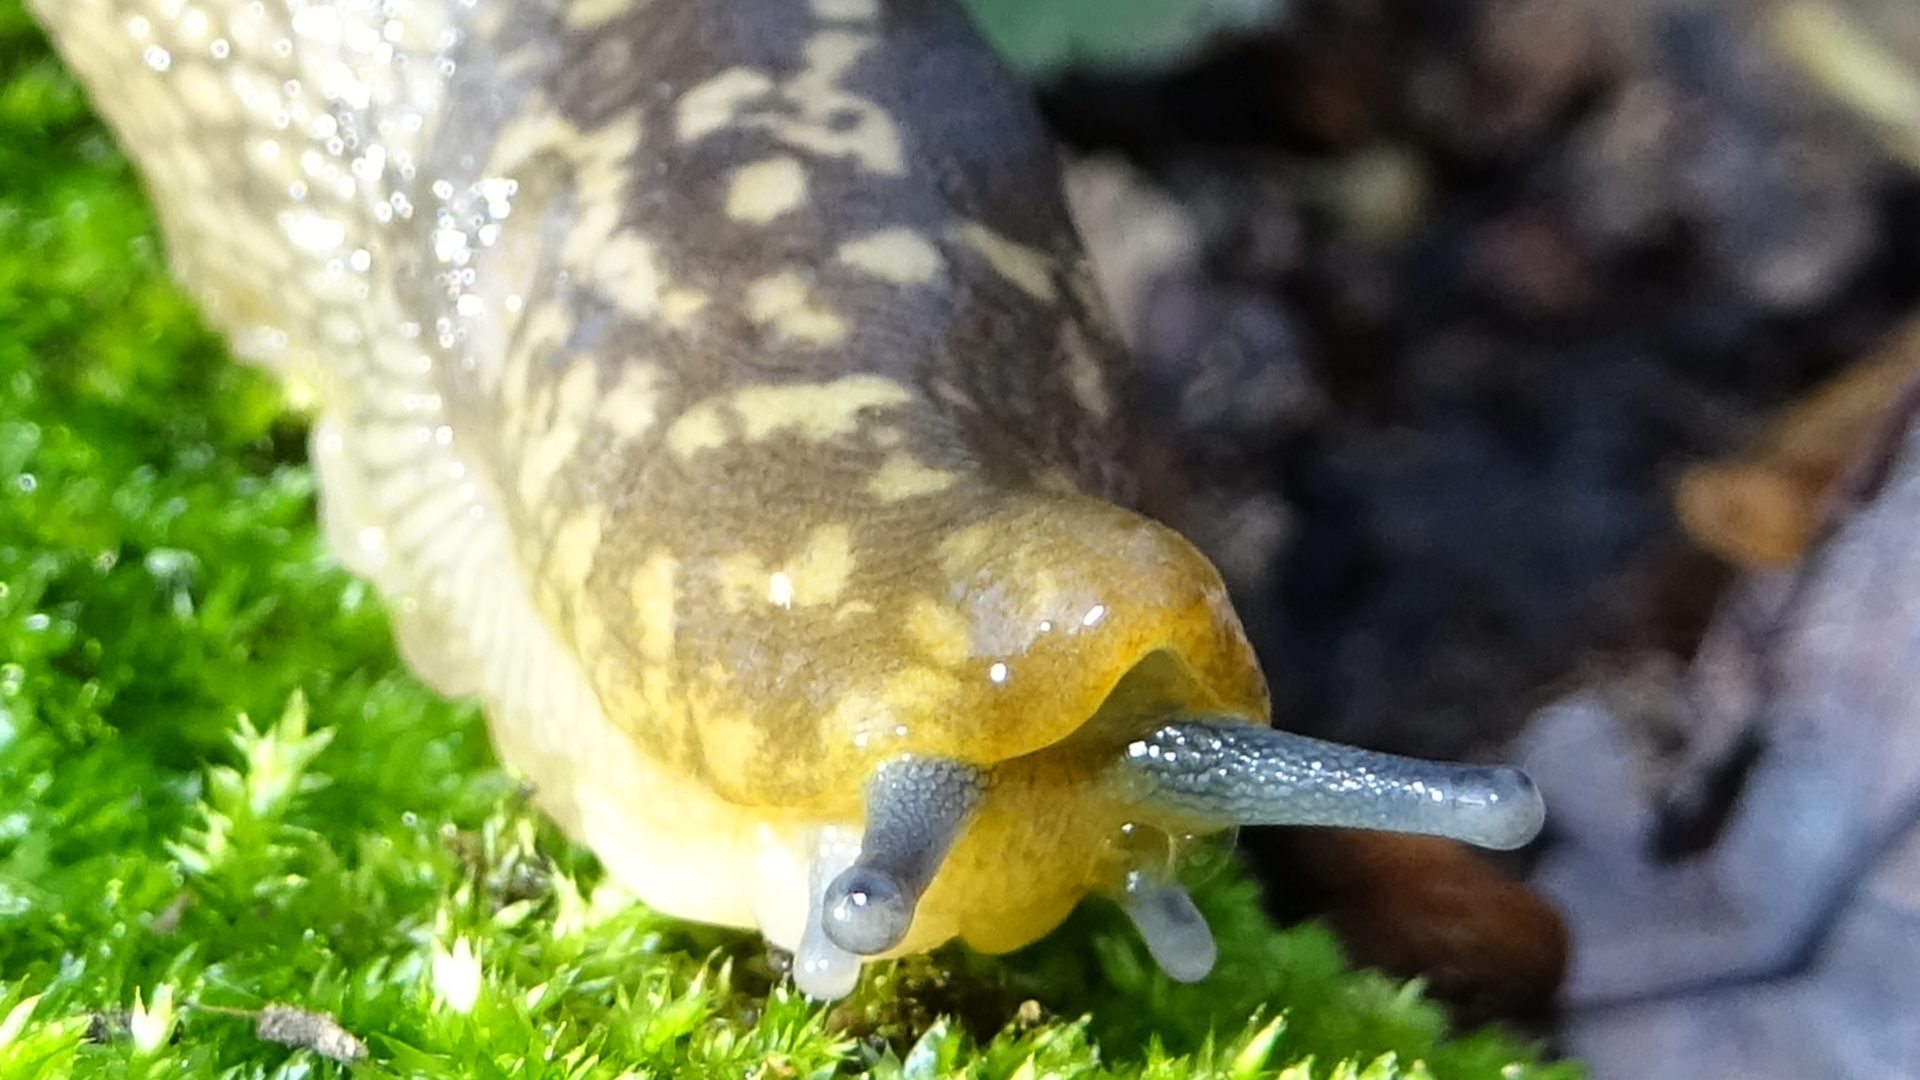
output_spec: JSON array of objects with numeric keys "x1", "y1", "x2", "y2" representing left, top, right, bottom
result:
[{"x1": 32, "y1": 0, "x2": 1544, "y2": 996}]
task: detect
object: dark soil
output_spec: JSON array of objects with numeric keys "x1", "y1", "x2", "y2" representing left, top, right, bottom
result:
[
  {"x1": 1044, "y1": 0, "x2": 1920, "y2": 760},
  {"x1": 1037, "y1": 0, "x2": 1920, "y2": 1028}
]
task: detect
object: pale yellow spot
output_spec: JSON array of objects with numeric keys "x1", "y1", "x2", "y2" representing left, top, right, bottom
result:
[
  {"x1": 662, "y1": 288, "x2": 709, "y2": 329},
  {"x1": 571, "y1": 602, "x2": 612, "y2": 677},
  {"x1": 833, "y1": 600, "x2": 879, "y2": 623},
  {"x1": 907, "y1": 597, "x2": 972, "y2": 667},
  {"x1": 929, "y1": 377, "x2": 975, "y2": 412},
  {"x1": 665, "y1": 400, "x2": 730, "y2": 458},
  {"x1": 171, "y1": 65, "x2": 236, "y2": 127},
  {"x1": 745, "y1": 271, "x2": 850, "y2": 347},
  {"x1": 582, "y1": 232, "x2": 663, "y2": 322},
  {"x1": 1060, "y1": 322, "x2": 1113, "y2": 420},
  {"x1": 691, "y1": 697, "x2": 764, "y2": 772},
  {"x1": 838, "y1": 228, "x2": 945, "y2": 285},
  {"x1": 938, "y1": 519, "x2": 1000, "y2": 579},
  {"x1": 1034, "y1": 468, "x2": 1082, "y2": 496},
  {"x1": 473, "y1": 165, "x2": 568, "y2": 404},
  {"x1": 954, "y1": 222, "x2": 1057, "y2": 301},
  {"x1": 811, "y1": 0, "x2": 880, "y2": 19},
  {"x1": 1067, "y1": 258, "x2": 1112, "y2": 319},
  {"x1": 484, "y1": 100, "x2": 574, "y2": 176},
  {"x1": 628, "y1": 644, "x2": 697, "y2": 762},
  {"x1": 769, "y1": 32, "x2": 905, "y2": 175},
  {"x1": 678, "y1": 68, "x2": 775, "y2": 142},
  {"x1": 666, "y1": 376, "x2": 912, "y2": 459},
  {"x1": 493, "y1": 111, "x2": 663, "y2": 323},
  {"x1": 783, "y1": 524, "x2": 856, "y2": 606},
  {"x1": 883, "y1": 666, "x2": 965, "y2": 721},
  {"x1": 823, "y1": 688, "x2": 894, "y2": 745},
  {"x1": 734, "y1": 375, "x2": 911, "y2": 443},
  {"x1": 601, "y1": 362, "x2": 662, "y2": 439},
  {"x1": 565, "y1": 0, "x2": 630, "y2": 28},
  {"x1": 544, "y1": 507, "x2": 605, "y2": 599},
  {"x1": 867, "y1": 451, "x2": 960, "y2": 502},
  {"x1": 671, "y1": 34, "x2": 902, "y2": 175},
  {"x1": 726, "y1": 156, "x2": 810, "y2": 224},
  {"x1": 638, "y1": 661, "x2": 684, "y2": 750},
  {"x1": 496, "y1": 300, "x2": 570, "y2": 442},
  {"x1": 631, "y1": 553, "x2": 680, "y2": 663},
  {"x1": 714, "y1": 552, "x2": 769, "y2": 614},
  {"x1": 711, "y1": 528, "x2": 850, "y2": 612},
  {"x1": 516, "y1": 359, "x2": 598, "y2": 508}
]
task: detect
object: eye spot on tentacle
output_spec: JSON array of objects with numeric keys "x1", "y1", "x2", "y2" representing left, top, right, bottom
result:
[{"x1": 810, "y1": 756, "x2": 984, "y2": 969}]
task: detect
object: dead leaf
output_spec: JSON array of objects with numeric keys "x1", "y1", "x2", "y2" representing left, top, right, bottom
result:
[{"x1": 1676, "y1": 313, "x2": 1920, "y2": 568}]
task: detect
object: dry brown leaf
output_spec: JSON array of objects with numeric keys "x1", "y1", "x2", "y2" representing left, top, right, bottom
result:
[
  {"x1": 1676, "y1": 313, "x2": 1920, "y2": 567},
  {"x1": 1292, "y1": 829, "x2": 1568, "y2": 1022}
]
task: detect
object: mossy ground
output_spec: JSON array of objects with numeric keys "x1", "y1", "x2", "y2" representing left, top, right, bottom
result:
[{"x1": 0, "y1": 4, "x2": 1580, "y2": 1077}]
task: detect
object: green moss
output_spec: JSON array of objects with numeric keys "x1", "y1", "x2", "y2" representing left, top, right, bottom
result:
[{"x1": 0, "y1": 5, "x2": 1578, "y2": 1077}]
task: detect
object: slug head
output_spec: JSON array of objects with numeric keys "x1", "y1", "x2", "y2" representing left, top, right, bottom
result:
[{"x1": 634, "y1": 489, "x2": 1548, "y2": 998}]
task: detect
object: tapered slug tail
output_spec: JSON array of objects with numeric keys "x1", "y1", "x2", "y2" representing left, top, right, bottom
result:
[{"x1": 1117, "y1": 719, "x2": 1546, "y2": 851}]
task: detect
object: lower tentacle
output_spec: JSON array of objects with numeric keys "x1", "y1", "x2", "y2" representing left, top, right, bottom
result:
[
  {"x1": 1117, "y1": 871, "x2": 1217, "y2": 983},
  {"x1": 795, "y1": 830, "x2": 863, "y2": 1000}
]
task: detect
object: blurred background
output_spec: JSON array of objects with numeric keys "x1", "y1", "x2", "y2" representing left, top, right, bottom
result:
[{"x1": 972, "y1": 0, "x2": 1920, "y2": 1072}]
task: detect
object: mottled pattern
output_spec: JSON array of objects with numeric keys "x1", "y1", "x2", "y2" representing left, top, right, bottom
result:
[
  {"x1": 440, "y1": 0, "x2": 1150, "y2": 806},
  {"x1": 31, "y1": 0, "x2": 1268, "y2": 957}
]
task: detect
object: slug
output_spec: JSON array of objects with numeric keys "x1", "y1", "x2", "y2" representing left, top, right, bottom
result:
[{"x1": 31, "y1": 0, "x2": 1546, "y2": 998}]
